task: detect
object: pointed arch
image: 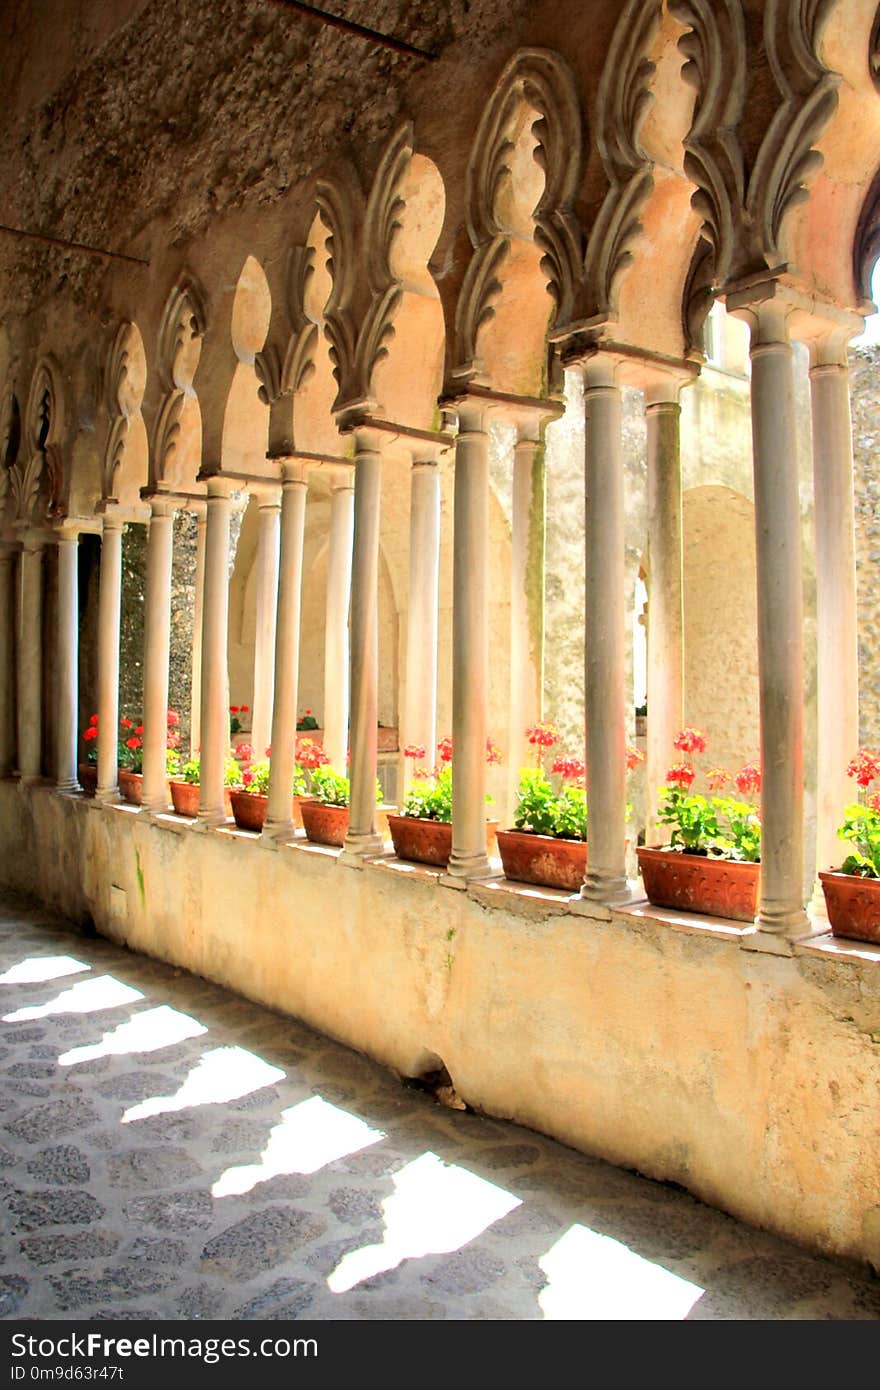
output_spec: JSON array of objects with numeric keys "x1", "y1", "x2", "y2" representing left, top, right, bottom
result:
[
  {"x1": 102, "y1": 321, "x2": 148, "y2": 506},
  {"x1": 153, "y1": 276, "x2": 206, "y2": 490}
]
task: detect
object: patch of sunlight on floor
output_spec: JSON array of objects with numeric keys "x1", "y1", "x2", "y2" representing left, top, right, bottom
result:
[
  {"x1": 57, "y1": 1004, "x2": 207, "y2": 1067},
  {"x1": 0, "y1": 955, "x2": 91, "y2": 986},
  {"x1": 3, "y1": 974, "x2": 143, "y2": 1023},
  {"x1": 537, "y1": 1224, "x2": 704, "y2": 1320},
  {"x1": 212, "y1": 1095, "x2": 386, "y2": 1197},
  {"x1": 121, "y1": 1045, "x2": 285, "y2": 1124},
  {"x1": 327, "y1": 1150, "x2": 521, "y2": 1294}
]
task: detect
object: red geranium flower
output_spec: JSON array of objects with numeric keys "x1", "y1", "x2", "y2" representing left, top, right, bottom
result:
[
  {"x1": 625, "y1": 744, "x2": 645, "y2": 771},
  {"x1": 167, "y1": 710, "x2": 180, "y2": 726},
  {"x1": 525, "y1": 721, "x2": 559, "y2": 750},
  {"x1": 734, "y1": 763, "x2": 762, "y2": 799},
  {"x1": 847, "y1": 749, "x2": 880, "y2": 789},
  {"x1": 240, "y1": 705, "x2": 250, "y2": 713},
  {"x1": 673, "y1": 728, "x2": 707, "y2": 756},
  {"x1": 403, "y1": 743, "x2": 426, "y2": 761},
  {"x1": 437, "y1": 736, "x2": 453, "y2": 764},
  {"x1": 83, "y1": 727, "x2": 97, "y2": 742},
  {"x1": 485, "y1": 737, "x2": 502, "y2": 765},
  {"x1": 135, "y1": 724, "x2": 144, "y2": 735},
  {"x1": 552, "y1": 754, "x2": 585, "y2": 783},
  {"x1": 89, "y1": 714, "x2": 98, "y2": 726},
  {"x1": 666, "y1": 763, "x2": 696, "y2": 790},
  {"x1": 707, "y1": 767, "x2": 731, "y2": 793},
  {"x1": 235, "y1": 743, "x2": 254, "y2": 762},
  {"x1": 125, "y1": 736, "x2": 142, "y2": 751},
  {"x1": 120, "y1": 717, "x2": 134, "y2": 730},
  {"x1": 229, "y1": 705, "x2": 240, "y2": 715}
]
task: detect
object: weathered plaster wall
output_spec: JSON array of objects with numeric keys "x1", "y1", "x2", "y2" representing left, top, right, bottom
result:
[
  {"x1": 2, "y1": 781, "x2": 878, "y2": 1272},
  {"x1": 852, "y1": 345, "x2": 880, "y2": 751}
]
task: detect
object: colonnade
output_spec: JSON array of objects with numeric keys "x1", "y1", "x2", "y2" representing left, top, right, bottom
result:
[{"x1": 0, "y1": 292, "x2": 864, "y2": 949}]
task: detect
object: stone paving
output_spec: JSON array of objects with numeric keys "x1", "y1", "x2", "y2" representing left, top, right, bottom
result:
[{"x1": 0, "y1": 890, "x2": 877, "y2": 1322}]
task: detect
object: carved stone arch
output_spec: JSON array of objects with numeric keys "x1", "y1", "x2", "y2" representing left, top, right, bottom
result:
[
  {"x1": 583, "y1": 0, "x2": 664, "y2": 322},
  {"x1": 670, "y1": 0, "x2": 747, "y2": 320},
  {"x1": 154, "y1": 275, "x2": 207, "y2": 485},
  {"x1": 353, "y1": 121, "x2": 412, "y2": 407},
  {"x1": 315, "y1": 179, "x2": 361, "y2": 409},
  {"x1": 0, "y1": 385, "x2": 20, "y2": 517},
  {"x1": 854, "y1": 164, "x2": 880, "y2": 303},
  {"x1": 281, "y1": 243, "x2": 320, "y2": 396},
  {"x1": 156, "y1": 275, "x2": 207, "y2": 394},
  {"x1": 17, "y1": 355, "x2": 63, "y2": 522},
  {"x1": 102, "y1": 321, "x2": 147, "y2": 501},
  {"x1": 746, "y1": 0, "x2": 840, "y2": 271},
  {"x1": 456, "y1": 47, "x2": 583, "y2": 376}
]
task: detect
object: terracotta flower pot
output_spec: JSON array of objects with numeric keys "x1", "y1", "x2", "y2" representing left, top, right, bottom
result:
[
  {"x1": 78, "y1": 763, "x2": 98, "y2": 796},
  {"x1": 230, "y1": 789, "x2": 267, "y2": 832},
  {"x1": 819, "y1": 870, "x2": 880, "y2": 944},
  {"x1": 117, "y1": 769, "x2": 143, "y2": 805},
  {"x1": 497, "y1": 828, "x2": 587, "y2": 892},
  {"x1": 637, "y1": 845, "x2": 759, "y2": 923},
  {"x1": 387, "y1": 814, "x2": 499, "y2": 867},
  {"x1": 301, "y1": 799, "x2": 349, "y2": 847},
  {"x1": 169, "y1": 779, "x2": 232, "y2": 818}
]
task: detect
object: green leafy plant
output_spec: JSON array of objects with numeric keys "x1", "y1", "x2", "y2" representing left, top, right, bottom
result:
[
  {"x1": 656, "y1": 730, "x2": 761, "y2": 862},
  {"x1": 509, "y1": 723, "x2": 641, "y2": 842},
  {"x1": 309, "y1": 765, "x2": 351, "y2": 807},
  {"x1": 400, "y1": 735, "x2": 501, "y2": 822},
  {"x1": 833, "y1": 750, "x2": 880, "y2": 878},
  {"x1": 177, "y1": 754, "x2": 242, "y2": 788},
  {"x1": 296, "y1": 709, "x2": 319, "y2": 731}
]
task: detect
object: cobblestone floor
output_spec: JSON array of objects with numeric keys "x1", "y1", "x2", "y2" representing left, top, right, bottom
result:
[{"x1": 0, "y1": 891, "x2": 878, "y2": 1322}]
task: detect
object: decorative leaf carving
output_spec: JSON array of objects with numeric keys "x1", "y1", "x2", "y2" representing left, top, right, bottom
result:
[
  {"x1": 157, "y1": 277, "x2": 207, "y2": 393},
  {"x1": 583, "y1": 0, "x2": 663, "y2": 320},
  {"x1": 457, "y1": 47, "x2": 583, "y2": 375},
  {"x1": 9, "y1": 453, "x2": 42, "y2": 523},
  {"x1": 152, "y1": 391, "x2": 185, "y2": 487},
  {"x1": 101, "y1": 322, "x2": 141, "y2": 499},
  {"x1": 354, "y1": 122, "x2": 412, "y2": 402}
]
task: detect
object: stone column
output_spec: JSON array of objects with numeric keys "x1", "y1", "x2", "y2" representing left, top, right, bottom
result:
[
  {"x1": 324, "y1": 475, "x2": 354, "y2": 774},
  {"x1": 198, "y1": 477, "x2": 234, "y2": 826},
  {"x1": 0, "y1": 546, "x2": 17, "y2": 778},
  {"x1": 645, "y1": 384, "x2": 685, "y2": 846},
  {"x1": 444, "y1": 401, "x2": 492, "y2": 884},
  {"x1": 809, "y1": 330, "x2": 860, "y2": 896},
  {"x1": 17, "y1": 532, "x2": 46, "y2": 784},
  {"x1": 508, "y1": 428, "x2": 545, "y2": 818},
  {"x1": 263, "y1": 461, "x2": 308, "y2": 841},
  {"x1": 140, "y1": 498, "x2": 175, "y2": 813},
  {"x1": 401, "y1": 452, "x2": 440, "y2": 794},
  {"x1": 96, "y1": 515, "x2": 124, "y2": 801},
  {"x1": 54, "y1": 523, "x2": 80, "y2": 791},
  {"x1": 729, "y1": 291, "x2": 811, "y2": 945},
  {"x1": 342, "y1": 430, "x2": 384, "y2": 861},
  {"x1": 575, "y1": 355, "x2": 629, "y2": 912},
  {"x1": 251, "y1": 485, "x2": 282, "y2": 760},
  {"x1": 189, "y1": 504, "x2": 207, "y2": 758}
]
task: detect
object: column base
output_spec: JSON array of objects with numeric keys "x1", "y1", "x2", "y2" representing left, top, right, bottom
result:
[
  {"x1": 741, "y1": 928, "x2": 794, "y2": 956},
  {"x1": 260, "y1": 819, "x2": 296, "y2": 847},
  {"x1": 139, "y1": 801, "x2": 169, "y2": 818},
  {"x1": 196, "y1": 810, "x2": 231, "y2": 830},
  {"x1": 753, "y1": 900, "x2": 813, "y2": 943},
  {"x1": 95, "y1": 786, "x2": 121, "y2": 805},
  {"x1": 572, "y1": 871, "x2": 633, "y2": 918},
  {"x1": 440, "y1": 850, "x2": 493, "y2": 887},
  {"x1": 340, "y1": 831, "x2": 386, "y2": 866}
]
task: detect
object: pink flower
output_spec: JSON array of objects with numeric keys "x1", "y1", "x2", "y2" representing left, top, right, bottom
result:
[
  {"x1": 235, "y1": 742, "x2": 254, "y2": 762},
  {"x1": 707, "y1": 767, "x2": 731, "y2": 793},
  {"x1": 437, "y1": 736, "x2": 453, "y2": 764},
  {"x1": 666, "y1": 763, "x2": 696, "y2": 790},
  {"x1": 735, "y1": 763, "x2": 762, "y2": 799},
  {"x1": 673, "y1": 728, "x2": 707, "y2": 756},
  {"x1": 166, "y1": 710, "x2": 180, "y2": 726},
  {"x1": 485, "y1": 737, "x2": 502, "y2": 765},
  {"x1": 403, "y1": 743, "x2": 426, "y2": 761}
]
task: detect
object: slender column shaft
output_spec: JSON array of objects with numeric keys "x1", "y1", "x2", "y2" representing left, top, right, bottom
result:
[
  {"x1": 810, "y1": 347, "x2": 859, "y2": 892},
  {"x1": 645, "y1": 395, "x2": 684, "y2": 845},
  {"x1": 17, "y1": 536, "x2": 45, "y2": 783},
  {"x1": 580, "y1": 359, "x2": 629, "y2": 907},
  {"x1": 251, "y1": 489, "x2": 281, "y2": 759},
  {"x1": 743, "y1": 300, "x2": 810, "y2": 938},
  {"x1": 190, "y1": 507, "x2": 207, "y2": 758},
  {"x1": 0, "y1": 548, "x2": 17, "y2": 778},
  {"x1": 324, "y1": 478, "x2": 354, "y2": 773},
  {"x1": 508, "y1": 435, "x2": 545, "y2": 817},
  {"x1": 140, "y1": 501, "x2": 175, "y2": 812},
  {"x1": 96, "y1": 518, "x2": 123, "y2": 800},
  {"x1": 342, "y1": 435, "x2": 384, "y2": 859},
  {"x1": 402, "y1": 459, "x2": 440, "y2": 793},
  {"x1": 198, "y1": 480, "x2": 234, "y2": 826},
  {"x1": 55, "y1": 527, "x2": 80, "y2": 790},
  {"x1": 264, "y1": 464, "x2": 307, "y2": 839},
  {"x1": 446, "y1": 405, "x2": 491, "y2": 882}
]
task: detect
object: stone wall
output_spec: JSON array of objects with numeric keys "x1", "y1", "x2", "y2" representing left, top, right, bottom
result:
[{"x1": 851, "y1": 345, "x2": 880, "y2": 750}]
